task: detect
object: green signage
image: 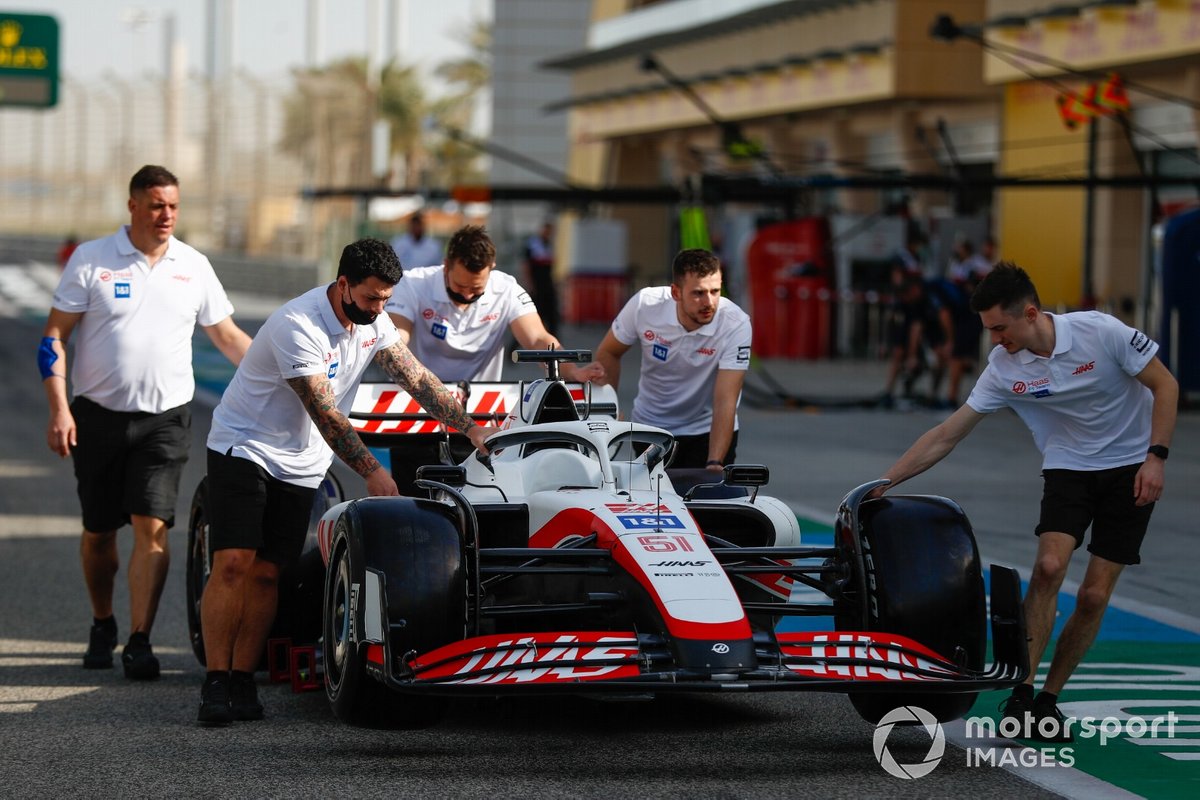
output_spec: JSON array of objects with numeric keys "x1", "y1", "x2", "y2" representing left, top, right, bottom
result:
[{"x1": 0, "y1": 12, "x2": 58, "y2": 108}]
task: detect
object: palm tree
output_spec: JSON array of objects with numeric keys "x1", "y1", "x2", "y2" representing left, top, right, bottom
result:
[
  {"x1": 378, "y1": 60, "x2": 427, "y2": 186},
  {"x1": 280, "y1": 57, "x2": 426, "y2": 188},
  {"x1": 426, "y1": 17, "x2": 492, "y2": 187}
]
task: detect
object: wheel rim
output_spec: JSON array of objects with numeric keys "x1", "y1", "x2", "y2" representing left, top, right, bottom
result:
[
  {"x1": 189, "y1": 513, "x2": 209, "y2": 638},
  {"x1": 327, "y1": 546, "x2": 352, "y2": 691}
]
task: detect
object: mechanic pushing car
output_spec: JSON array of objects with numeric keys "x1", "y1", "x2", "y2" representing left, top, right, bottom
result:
[
  {"x1": 41, "y1": 165, "x2": 252, "y2": 682},
  {"x1": 593, "y1": 248, "x2": 751, "y2": 472},
  {"x1": 196, "y1": 238, "x2": 489, "y2": 726},
  {"x1": 385, "y1": 224, "x2": 603, "y2": 385},
  {"x1": 383, "y1": 224, "x2": 603, "y2": 490},
  {"x1": 871, "y1": 262, "x2": 1177, "y2": 744}
]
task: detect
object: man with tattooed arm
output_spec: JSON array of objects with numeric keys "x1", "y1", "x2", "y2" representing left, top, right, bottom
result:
[{"x1": 196, "y1": 238, "x2": 489, "y2": 725}]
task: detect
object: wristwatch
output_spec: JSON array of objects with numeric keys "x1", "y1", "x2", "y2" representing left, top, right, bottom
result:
[{"x1": 1147, "y1": 444, "x2": 1169, "y2": 460}]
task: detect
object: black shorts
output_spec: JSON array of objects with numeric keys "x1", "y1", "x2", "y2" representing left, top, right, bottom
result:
[
  {"x1": 71, "y1": 396, "x2": 191, "y2": 531},
  {"x1": 206, "y1": 448, "x2": 317, "y2": 565},
  {"x1": 670, "y1": 430, "x2": 739, "y2": 469},
  {"x1": 1036, "y1": 465, "x2": 1154, "y2": 565}
]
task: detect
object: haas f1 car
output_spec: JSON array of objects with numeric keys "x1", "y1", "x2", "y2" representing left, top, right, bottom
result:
[{"x1": 187, "y1": 350, "x2": 1028, "y2": 728}]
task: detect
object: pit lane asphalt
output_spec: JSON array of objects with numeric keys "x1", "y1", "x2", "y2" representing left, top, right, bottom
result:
[{"x1": 3, "y1": 309, "x2": 1193, "y2": 797}]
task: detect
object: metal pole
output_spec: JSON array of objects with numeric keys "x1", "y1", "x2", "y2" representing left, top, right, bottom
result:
[
  {"x1": 306, "y1": 0, "x2": 325, "y2": 67},
  {"x1": 75, "y1": 80, "x2": 88, "y2": 225},
  {"x1": 164, "y1": 13, "x2": 179, "y2": 168},
  {"x1": 32, "y1": 112, "x2": 44, "y2": 231},
  {"x1": 206, "y1": 0, "x2": 220, "y2": 245},
  {"x1": 1082, "y1": 117, "x2": 1098, "y2": 308},
  {"x1": 389, "y1": 0, "x2": 406, "y2": 62}
]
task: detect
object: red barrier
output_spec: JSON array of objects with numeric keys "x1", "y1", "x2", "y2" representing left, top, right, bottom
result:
[
  {"x1": 566, "y1": 273, "x2": 630, "y2": 324},
  {"x1": 747, "y1": 219, "x2": 832, "y2": 359}
]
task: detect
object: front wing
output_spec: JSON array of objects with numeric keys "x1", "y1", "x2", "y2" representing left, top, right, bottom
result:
[{"x1": 359, "y1": 566, "x2": 1028, "y2": 696}]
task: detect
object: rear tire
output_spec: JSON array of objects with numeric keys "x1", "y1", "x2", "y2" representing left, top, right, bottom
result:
[
  {"x1": 185, "y1": 478, "x2": 211, "y2": 665},
  {"x1": 323, "y1": 499, "x2": 465, "y2": 728},
  {"x1": 185, "y1": 472, "x2": 344, "y2": 667},
  {"x1": 837, "y1": 495, "x2": 986, "y2": 723}
]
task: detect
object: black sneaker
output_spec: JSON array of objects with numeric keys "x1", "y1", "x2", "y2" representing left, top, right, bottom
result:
[
  {"x1": 1030, "y1": 699, "x2": 1075, "y2": 744},
  {"x1": 229, "y1": 672, "x2": 264, "y2": 721},
  {"x1": 998, "y1": 691, "x2": 1034, "y2": 738},
  {"x1": 83, "y1": 621, "x2": 118, "y2": 669},
  {"x1": 198, "y1": 675, "x2": 233, "y2": 727},
  {"x1": 121, "y1": 634, "x2": 161, "y2": 681}
]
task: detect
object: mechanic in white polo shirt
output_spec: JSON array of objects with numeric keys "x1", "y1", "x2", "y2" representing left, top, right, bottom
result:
[
  {"x1": 593, "y1": 248, "x2": 752, "y2": 472},
  {"x1": 873, "y1": 262, "x2": 1177, "y2": 743},
  {"x1": 385, "y1": 224, "x2": 603, "y2": 383},
  {"x1": 41, "y1": 165, "x2": 251, "y2": 682},
  {"x1": 196, "y1": 238, "x2": 489, "y2": 726}
]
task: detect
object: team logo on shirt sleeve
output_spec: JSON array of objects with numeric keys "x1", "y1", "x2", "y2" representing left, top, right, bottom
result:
[
  {"x1": 737, "y1": 345, "x2": 750, "y2": 364},
  {"x1": 1129, "y1": 331, "x2": 1152, "y2": 354}
]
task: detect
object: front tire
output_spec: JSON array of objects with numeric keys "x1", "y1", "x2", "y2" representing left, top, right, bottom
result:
[
  {"x1": 837, "y1": 495, "x2": 986, "y2": 723},
  {"x1": 323, "y1": 499, "x2": 466, "y2": 728}
]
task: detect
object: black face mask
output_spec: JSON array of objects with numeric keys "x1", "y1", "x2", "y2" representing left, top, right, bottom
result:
[
  {"x1": 446, "y1": 285, "x2": 484, "y2": 305},
  {"x1": 341, "y1": 286, "x2": 378, "y2": 325}
]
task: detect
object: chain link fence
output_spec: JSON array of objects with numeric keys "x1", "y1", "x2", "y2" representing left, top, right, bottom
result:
[{"x1": 0, "y1": 72, "x2": 331, "y2": 260}]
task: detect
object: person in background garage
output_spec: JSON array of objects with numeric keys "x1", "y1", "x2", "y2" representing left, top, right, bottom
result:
[{"x1": 871, "y1": 262, "x2": 1177, "y2": 743}]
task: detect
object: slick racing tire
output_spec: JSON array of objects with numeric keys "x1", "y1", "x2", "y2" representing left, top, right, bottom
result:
[
  {"x1": 323, "y1": 498, "x2": 466, "y2": 729},
  {"x1": 185, "y1": 472, "x2": 344, "y2": 667},
  {"x1": 837, "y1": 495, "x2": 986, "y2": 724},
  {"x1": 185, "y1": 478, "x2": 212, "y2": 665}
]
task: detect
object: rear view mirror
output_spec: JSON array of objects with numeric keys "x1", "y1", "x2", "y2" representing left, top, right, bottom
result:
[
  {"x1": 643, "y1": 443, "x2": 667, "y2": 472},
  {"x1": 724, "y1": 464, "x2": 769, "y2": 487},
  {"x1": 415, "y1": 465, "x2": 467, "y2": 487}
]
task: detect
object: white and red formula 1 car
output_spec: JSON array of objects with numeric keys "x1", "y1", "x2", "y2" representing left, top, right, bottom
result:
[{"x1": 187, "y1": 350, "x2": 1028, "y2": 729}]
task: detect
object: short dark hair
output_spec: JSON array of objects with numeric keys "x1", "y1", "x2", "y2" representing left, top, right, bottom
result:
[
  {"x1": 338, "y1": 238, "x2": 403, "y2": 286},
  {"x1": 671, "y1": 249, "x2": 720, "y2": 284},
  {"x1": 445, "y1": 225, "x2": 496, "y2": 273},
  {"x1": 969, "y1": 261, "x2": 1040, "y2": 315},
  {"x1": 129, "y1": 165, "x2": 178, "y2": 196}
]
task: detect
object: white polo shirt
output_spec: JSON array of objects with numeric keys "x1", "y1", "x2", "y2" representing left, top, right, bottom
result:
[
  {"x1": 208, "y1": 285, "x2": 400, "y2": 488},
  {"x1": 611, "y1": 287, "x2": 752, "y2": 436},
  {"x1": 52, "y1": 226, "x2": 234, "y2": 414},
  {"x1": 966, "y1": 311, "x2": 1157, "y2": 471},
  {"x1": 384, "y1": 265, "x2": 536, "y2": 381},
  {"x1": 390, "y1": 233, "x2": 443, "y2": 269}
]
